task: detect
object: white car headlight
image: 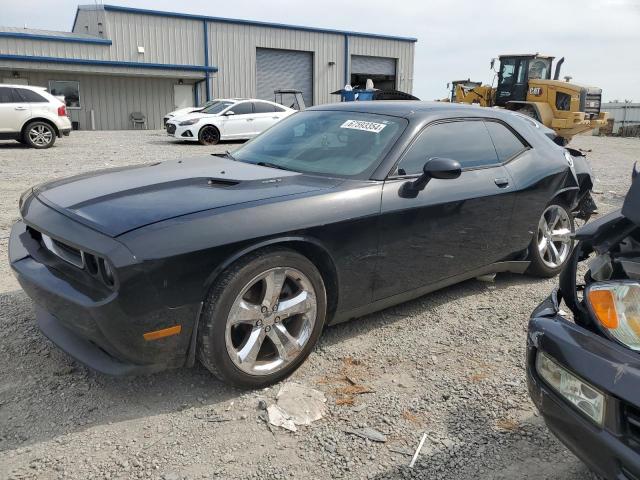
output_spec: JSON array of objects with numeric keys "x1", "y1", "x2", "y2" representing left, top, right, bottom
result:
[
  {"x1": 587, "y1": 281, "x2": 640, "y2": 350},
  {"x1": 179, "y1": 118, "x2": 201, "y2": 126},
  {"x1": 536, "y1": 351, "x2": 605, "y2": 426}
]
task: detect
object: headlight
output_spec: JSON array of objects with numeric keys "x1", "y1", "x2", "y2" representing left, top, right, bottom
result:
[
  {"x1": 536, "y1": 351, "x2": 605, "y2": 426},
  {"x1": 179, "y1": 118, "x2": 201, "y2": 126},
  {"x1": 587, "y1": 281, "x2": 640, "y2": 350}
]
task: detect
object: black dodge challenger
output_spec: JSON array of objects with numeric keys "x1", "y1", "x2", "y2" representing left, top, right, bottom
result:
[{"x1": 10, "y1": 102, "x2": 591, "y2": 387}]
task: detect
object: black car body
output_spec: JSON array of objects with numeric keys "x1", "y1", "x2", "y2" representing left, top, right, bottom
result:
[
  {"x1": 10, "y1": 101, "x2": 591, "y2": 386},
  {"x1": 527, "y1": 172, "x2": 640, "y2": 480}
]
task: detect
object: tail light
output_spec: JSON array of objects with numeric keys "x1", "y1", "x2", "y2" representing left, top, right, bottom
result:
[{"x1": 57, "y1": 105, "x2": 67, "y2": 116}]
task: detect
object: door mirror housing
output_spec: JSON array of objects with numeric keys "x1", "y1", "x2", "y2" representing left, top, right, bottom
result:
[
  {"x1": 400, "y1": 157, "x2": 462, "y2": 198},
  {"x1": 224, "y1": 110, "x2": 235, "y2": 116}
]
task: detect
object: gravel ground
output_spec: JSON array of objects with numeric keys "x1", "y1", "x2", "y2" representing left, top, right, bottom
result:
[{"x1": 0, "y1": 131, "x2": 638, "y2": 480}]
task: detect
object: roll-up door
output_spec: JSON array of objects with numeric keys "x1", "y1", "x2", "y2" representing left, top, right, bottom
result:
[{"x1": 256, "y1": 48, "x2": 313, "y2": 107}]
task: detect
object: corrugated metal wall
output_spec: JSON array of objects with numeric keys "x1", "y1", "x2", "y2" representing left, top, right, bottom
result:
[
  {"x1": 4, "y1": 70, "x2": 180, "y2": 130},
  {"x1": 602, "y1": 103, "x2": 640, "y2": 133},
  {"x1": 207, "y1": 22, "x2": 345, "y2": 106}
]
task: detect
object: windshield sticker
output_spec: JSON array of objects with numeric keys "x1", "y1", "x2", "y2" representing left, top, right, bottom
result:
[{"x1": 340, "y1": 120, "x2": 387, "y2": 133}]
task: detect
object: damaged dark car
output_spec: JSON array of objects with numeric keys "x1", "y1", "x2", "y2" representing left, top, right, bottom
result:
[
  {"x1": 10, "y1": 102, "x2": 594, "y2": 388},
  {"x1": 527, "y1": 169, "x2": 640, "y2": 479}
]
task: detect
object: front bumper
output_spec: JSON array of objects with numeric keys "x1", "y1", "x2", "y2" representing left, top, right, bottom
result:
[
  {"x1": 527, "y1": 294, "x2": 640, "y2": 480},
  {"x1": 9, "y1": 198, "x2": 198, "y2": 375},
  {"x1": 166, "y1": 122, "x2": 198, "y2": 141}
]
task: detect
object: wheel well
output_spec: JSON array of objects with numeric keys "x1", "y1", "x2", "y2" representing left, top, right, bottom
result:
[
  {"x1": 550, "y1": 189, "x2": 579, "y2": 211},
  {"x1": 207, "y1": 240, "x2": 340, "y2": 322},
  {"x1": 280, "y1": 241, "x2": 339, "y2": 320},
  {"x1": 21, "y1": 118, "x2": 60, "y2": 138}
]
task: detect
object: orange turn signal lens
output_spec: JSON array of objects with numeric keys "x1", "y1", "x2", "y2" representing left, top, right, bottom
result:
[
  {"x1": 143, "y1": 325, "x2": 182, "y2": 341},
  {"x1": 587, "y1": 289, "x2": 619, "y2": 329}
]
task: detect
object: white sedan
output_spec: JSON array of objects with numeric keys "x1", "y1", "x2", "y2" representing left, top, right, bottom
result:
[{"x1": 166, "y1": 98, "x2": 295, "y2": 145}]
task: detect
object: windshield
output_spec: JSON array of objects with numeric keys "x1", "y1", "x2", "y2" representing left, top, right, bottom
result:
[
  {"x1": 232, "y1": 111, "x2": 406, "y2": 178},
  {"x1": 196, "y1": 100, "x2": 217, "y2": 109},
  {"x1": 201, "y1": 101, "x2": 235, "y2": 115}
]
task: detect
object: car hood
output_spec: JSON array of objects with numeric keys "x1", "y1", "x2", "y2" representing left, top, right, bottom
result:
[
  {"x1": 171, "y1": 111, "x2": 217, "y2": 122},
  {"x1": 166, "y1": 107, "x2": 198, "y2": 118},
  {"x1": 33, "y1": 156, "x2": 340, "y2": 237}
]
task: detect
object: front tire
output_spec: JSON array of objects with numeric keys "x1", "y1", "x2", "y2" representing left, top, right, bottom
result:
[
  {"x1": 197, "y1": 248, "x2": 327, "y2": 388},
  {"x1": 24, "y1": 121, "x2": 56, "y2": 149},
  {"x1": 527, "y1": 202, "x2": 574, "y2": 277},
  {"x1": 198, "y1": 125, "x2": 220, "y2": 145}
]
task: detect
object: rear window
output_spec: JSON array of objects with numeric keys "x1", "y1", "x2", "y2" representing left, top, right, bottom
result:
[
  {"x1": 484, "y1": 121, "x2": 527, "y2": 162},
  {"x1": 15, "y1": 88, "x2": 47, "y2": 103}
]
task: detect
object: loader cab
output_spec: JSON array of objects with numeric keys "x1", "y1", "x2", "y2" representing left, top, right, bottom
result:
[{"x1": 495, "y1": 54, "x2": 553, "y2": 107}]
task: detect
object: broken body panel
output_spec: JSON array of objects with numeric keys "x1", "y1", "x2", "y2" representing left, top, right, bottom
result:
[{"x1": 527, "y1": 170, "x2": 640, "y2": 480}]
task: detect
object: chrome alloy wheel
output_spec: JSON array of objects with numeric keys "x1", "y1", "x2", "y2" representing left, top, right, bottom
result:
[
  {"x1": 537, "y1": 205, "x2": 573, "y2": 269},
  {"x1": 28, "y1": 124, "x2": 53, "y2": 147},
  {"x1": 225, "y1": 267, "x2": 317, "y2": 376}
]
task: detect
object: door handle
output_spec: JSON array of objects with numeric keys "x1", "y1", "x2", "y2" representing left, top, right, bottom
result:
[
  {"x1": 272, "y1": 116, "x2": 279, "y2": 119},
  {"x1": 14, "y1": 106, "x2": 27, "y2": 111},
  {"x1": 494, "y1": 177, "x2": 510, "y2": 188},
  {"x1": 246, "y1": 118, "x2": 254, "y2": 122}
]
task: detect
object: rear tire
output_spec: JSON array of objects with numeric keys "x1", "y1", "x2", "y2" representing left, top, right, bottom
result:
[
  {"x1": 527, "y1": 201, "x2": 574, "y2": 278},
  {"x1": 198, "y1": 125, "x2": 220, "y2": 146},
  {"x1": 197, "y1": 248, "x2": 327, "y2": 388},
  {"x1": 24, "y1": 121, "x2": 56, "y2": 149}
]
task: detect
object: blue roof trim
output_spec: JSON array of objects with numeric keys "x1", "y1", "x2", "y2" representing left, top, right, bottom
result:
[
  {"x1": 99, "y1": 4, "x2": 418, "y2": 43},
  {"x1": 0, "y1": 31, "x2": 112, "y2": 45},
  {"x1": 0, "y1": 54, "x2": 218, "y2": 73}
]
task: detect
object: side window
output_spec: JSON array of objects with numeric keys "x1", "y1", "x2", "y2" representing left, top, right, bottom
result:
[
  {"x1": 15, "y1": 88, "x2": 47, "y2": 103},
  {"x1": 273, "y1": 105, "x2": 286, "y2": 112},
  {"x1": 230, "y1": 102, "x2": 253, "y2": 115},
  {"x1": 253, "y1": 102, "x2": 275, "y2": 113},
  {"x1": 0, "y1": 87, "x2": 17, "y2": 103},
  {"x1": 397, "y1": 121, "x2": 499, "y2": 175},
  {"x1": 484, "y1": 121, "x2": 528, "y2": 162}
]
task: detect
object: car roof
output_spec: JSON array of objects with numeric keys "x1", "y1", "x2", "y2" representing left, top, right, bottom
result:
[
  {"x1": 0, "y1": 84, "x2": 47, "y2": 90},
  {"x1": 307, "y1": 101, "x2": 516, "y2": 121}
]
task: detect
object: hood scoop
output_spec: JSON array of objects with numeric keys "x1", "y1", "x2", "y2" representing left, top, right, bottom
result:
[{"x1": 207, "y1": 178, "x2": 239, "y2": 187}]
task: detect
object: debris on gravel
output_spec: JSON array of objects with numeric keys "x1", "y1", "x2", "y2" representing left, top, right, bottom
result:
[{"x1": 1, "y1": 132, "x2": 637, "y2": 479}]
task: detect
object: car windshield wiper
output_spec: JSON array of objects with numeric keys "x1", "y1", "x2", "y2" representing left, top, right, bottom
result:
[
  {"x1": 225, "y1": 150, "x2": 237, "y2": 161},
  {"x1": 257, "y1": 161, "x2": 292, "y2": 172}
]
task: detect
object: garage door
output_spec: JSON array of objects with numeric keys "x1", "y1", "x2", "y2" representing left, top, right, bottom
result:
[
  {"x1": 256, "y1": 48, "x2": 313, "y2": 107},
  {"x1": 351, "y1": 55, "x2": 396, "y2": 76}
]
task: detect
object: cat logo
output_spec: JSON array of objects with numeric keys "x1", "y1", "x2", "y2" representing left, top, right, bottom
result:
[{"x1": 529, "y1": 87, "x2": 543, "y2": 96}]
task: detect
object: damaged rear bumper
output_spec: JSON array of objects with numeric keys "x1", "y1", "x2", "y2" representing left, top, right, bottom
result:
[{"x1": 527, "y1": 293, "x2": 640, "y2": 480}]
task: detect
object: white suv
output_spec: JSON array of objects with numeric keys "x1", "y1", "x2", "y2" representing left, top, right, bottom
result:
[{"x1": 0, "y1": 84, "x2": 72, "y2": 149}]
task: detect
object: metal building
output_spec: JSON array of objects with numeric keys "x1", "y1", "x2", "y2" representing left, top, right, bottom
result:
[{"x1": 0, "y1": 4, "x2": 416, "y2": 130}]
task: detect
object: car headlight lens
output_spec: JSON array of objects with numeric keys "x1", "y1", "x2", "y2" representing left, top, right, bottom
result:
[
  {"x1": 179, "y1": 118, "x2": 201, "y2": 126},
  {"x1": 536, "y1": 352, "x2": 605, "y2": 426},
  {"x1": 587, "y1": 281, "x2": 640, "y2": 350}
]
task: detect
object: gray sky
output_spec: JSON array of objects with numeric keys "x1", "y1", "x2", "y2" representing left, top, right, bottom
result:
[{"x1": 2, "y1": 0, "x2": 639, "y2": 102}]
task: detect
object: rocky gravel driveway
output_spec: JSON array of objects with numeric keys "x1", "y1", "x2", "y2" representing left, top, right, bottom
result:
[{"x1": 0, "y1": 131, "x2": 638, "y2": 479}]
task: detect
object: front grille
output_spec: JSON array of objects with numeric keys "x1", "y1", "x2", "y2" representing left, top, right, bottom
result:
[
  {"x1": 622, "y1": 403, "x2": 640, "y2": 449},
  {"x1": 41, "y1": 233, "x2": 85, "y2": 268},
  {"x1": 166, "y1": 123, "x2": 176, "y2": 135},
  {"x1": 583, "y1": 93, "x2": 602, "y2": 118}
]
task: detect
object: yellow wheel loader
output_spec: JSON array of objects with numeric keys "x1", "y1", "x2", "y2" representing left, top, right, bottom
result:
[{"x1": 454, "y1": 54, "x2": 608, "y2": 144}]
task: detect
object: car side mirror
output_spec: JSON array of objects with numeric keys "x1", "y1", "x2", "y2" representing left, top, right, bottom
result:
[
  {"x1": 400, "y1": 157, "x2": 462, "y2": 198},
  {"x1": 225, "y1": 110, "x2": 235, "y2": 116}
]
